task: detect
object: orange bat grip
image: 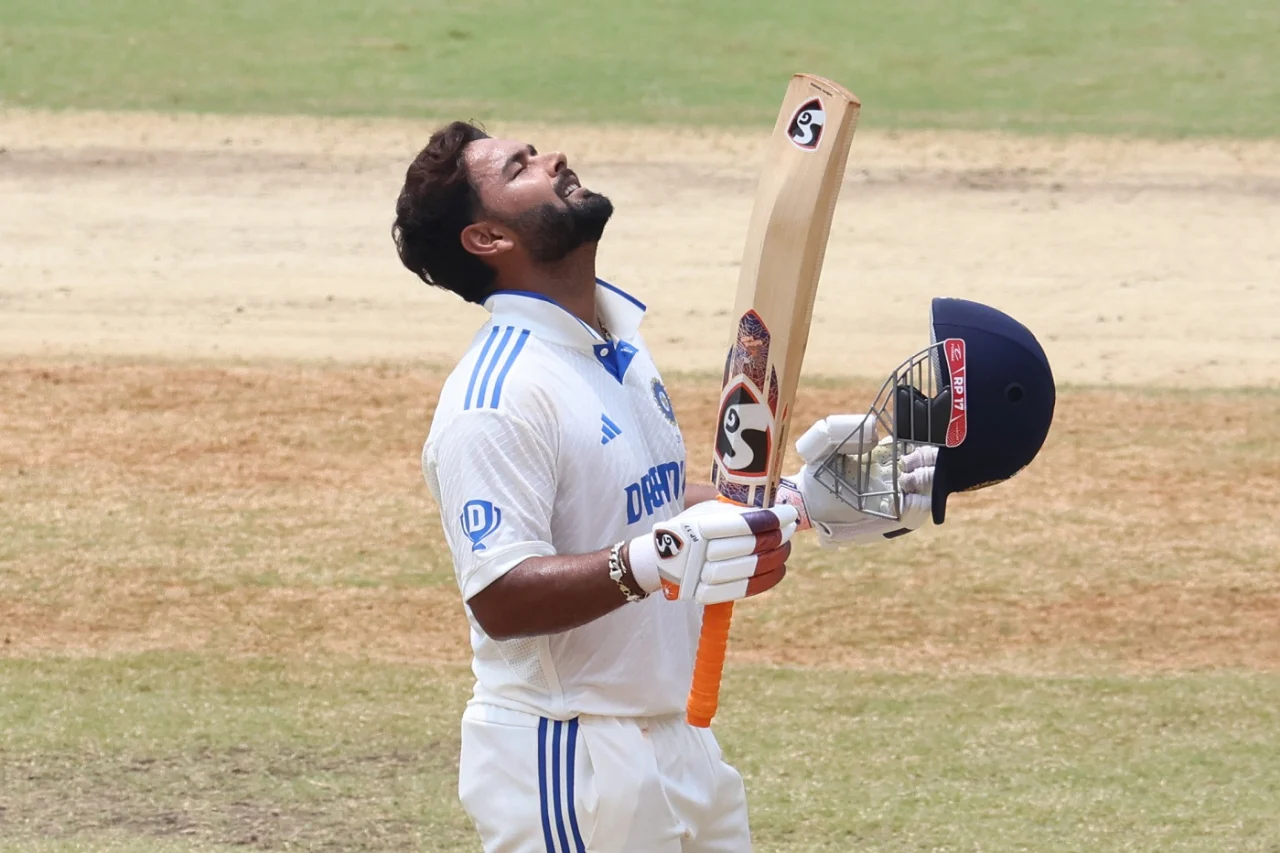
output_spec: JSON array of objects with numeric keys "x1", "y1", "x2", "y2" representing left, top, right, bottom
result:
[
  {"x1": 688, "y1": 600, "x2": 734, "y2": 727},
  {"x1": 687, "y1": 493, "x2": 744, "y2": 728}
]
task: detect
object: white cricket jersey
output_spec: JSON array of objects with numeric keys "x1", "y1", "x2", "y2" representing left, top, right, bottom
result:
[{"x1": 423, "y1": 280, "x2": 699, "y2": 719}]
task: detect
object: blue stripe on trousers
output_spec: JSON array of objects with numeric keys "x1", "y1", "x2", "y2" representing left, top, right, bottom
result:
[
  {"x1": 539, "y1": 718, "x2": 588, "y2": 853},
  {"x1": 537, "y1": 717, "x2": 556, "y2": 852},
  {"x1": 552, "y1": 721, "x2": 572, "y2": 853},
  {"x1": 566, "y1": 718, "x2": 587, "y2": 852}
]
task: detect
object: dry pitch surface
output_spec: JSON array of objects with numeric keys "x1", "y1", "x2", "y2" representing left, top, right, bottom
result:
[{"x1": 2, "y1": 110, "x2": 1278, "y2": 387}]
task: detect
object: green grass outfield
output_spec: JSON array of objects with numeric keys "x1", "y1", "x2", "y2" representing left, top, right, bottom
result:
[
  {"x1": 3, "y1": 655, "x2": 1279, "y2": 853},
  {"x1": 2, "y1": 0, "x2": 1278, "y2": 136}
]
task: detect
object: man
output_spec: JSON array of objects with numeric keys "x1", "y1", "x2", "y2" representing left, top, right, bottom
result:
[{"x1": 392, "y1": 121, "x2": 937, "y2": 852}]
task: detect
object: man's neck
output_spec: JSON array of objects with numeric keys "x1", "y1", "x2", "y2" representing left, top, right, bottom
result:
[{"x1": 498, "y1": 245, "x2": 602, "y2": 335}]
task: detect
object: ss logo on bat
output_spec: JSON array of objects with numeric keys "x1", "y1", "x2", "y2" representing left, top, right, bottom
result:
[{"x1": 787, "y1": 97, "x2": 826, "y2": 150}]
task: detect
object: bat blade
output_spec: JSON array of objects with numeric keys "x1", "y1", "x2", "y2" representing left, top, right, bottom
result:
[{"x1": 689, "y1": 73, "x2": 860, "y2": 729}]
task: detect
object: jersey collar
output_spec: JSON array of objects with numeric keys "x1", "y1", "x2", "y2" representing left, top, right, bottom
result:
[{"x1": 483, "y1": 278, "x2": 646, "y2": 350}]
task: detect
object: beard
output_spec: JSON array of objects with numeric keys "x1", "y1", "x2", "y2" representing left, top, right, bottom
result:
[{"x1": 504, "y1": 181, "x2": 614, "y2": 265}]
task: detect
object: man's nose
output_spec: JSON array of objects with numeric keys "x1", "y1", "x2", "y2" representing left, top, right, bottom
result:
[{"x1": 538, "y1": 151, "x2": 567, "y2": 175}]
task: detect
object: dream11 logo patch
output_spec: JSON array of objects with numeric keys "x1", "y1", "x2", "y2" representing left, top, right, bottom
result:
[
  {"x1": 460, "y1": 499, "x2": 502, "y2": 552},
  {"x1": 787, "y1": 97, "x2": 826, "y2": 150}
]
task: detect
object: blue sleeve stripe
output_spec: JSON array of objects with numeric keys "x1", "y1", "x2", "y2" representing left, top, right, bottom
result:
[
  {"x1": 474, "y1": 326, "x2": 514, "y2": 411},
  {"x1": 463, "y1": 326, "x2": 501, "y2": 411},
  {"x1": 488, "y1": 329, "x2": 530, "y2": 409}
]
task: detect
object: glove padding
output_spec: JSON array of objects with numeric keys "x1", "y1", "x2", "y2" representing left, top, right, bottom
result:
[
  {"x1": 773, "y1": 414, "x2": 938, "y2": 548},
  {"x1": 627, "y1": 502, "x2": 799, "y2": 605}
]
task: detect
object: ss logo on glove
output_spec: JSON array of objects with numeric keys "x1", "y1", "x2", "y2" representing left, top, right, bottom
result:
[
  {"x1": 655, "y1": 531, "x2": 684, "y2": 559},
  {"x1": 627, "y1": 504, "x2": 798, "y2": 605}
]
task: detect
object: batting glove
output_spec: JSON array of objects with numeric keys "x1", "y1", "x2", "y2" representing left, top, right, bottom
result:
[
  {"x1": 626, "y1": 502, "x2": 799, "y2": 605},
  {"x1": 774, "y1": 414, "x2": 937, "y2": 547}
]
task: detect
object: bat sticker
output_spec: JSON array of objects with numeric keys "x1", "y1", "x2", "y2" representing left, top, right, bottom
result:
[
  {"x1": 715, "y1": 310, "x2": 777, "y2": 484},
  {"x1": 714, "y1": 382, "x2": 773, "y2": 477},
  {"x1": 719, "y1": 481, "x2": 749, "y2": 504},
  {"x1": 787, "y1": 98, "x2": 826, "y2": 150},
  {"x1": 731, "y1": 311, "x2": 770, "y2": 391}
]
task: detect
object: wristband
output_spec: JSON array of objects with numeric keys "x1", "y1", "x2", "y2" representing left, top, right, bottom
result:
[
  {"x1": 623, "y1": 534, "x2": 662, "y2": 595},
  {"x1": 609, "y1": 541, "x2": 648, "y2": 603}
]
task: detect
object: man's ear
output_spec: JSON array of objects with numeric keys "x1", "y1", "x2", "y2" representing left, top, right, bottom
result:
[{"x1": 461, "y1": 220, "x2": 514, "y2": 258}]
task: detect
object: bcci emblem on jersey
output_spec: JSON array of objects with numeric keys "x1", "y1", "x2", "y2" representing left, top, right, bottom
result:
[
  {"x1": 461, "y1": 499, "x2": 502, "y2": 552},
  {"x1": 651, "y1": 379, "x2": 676, "y2": 425}
]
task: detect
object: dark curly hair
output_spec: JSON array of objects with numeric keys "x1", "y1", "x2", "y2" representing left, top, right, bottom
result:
[{"x1": 392, "y1": 121, "x2": 495, "y2": 304}]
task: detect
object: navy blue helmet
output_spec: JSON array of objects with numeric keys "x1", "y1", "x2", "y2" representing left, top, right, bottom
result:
[
  {"x1": 805, "y1": 297, "x2": 1055, "y2": 529},
  {"x1": 924, "y1": 297, "x2": 1056, "y2": 523}
]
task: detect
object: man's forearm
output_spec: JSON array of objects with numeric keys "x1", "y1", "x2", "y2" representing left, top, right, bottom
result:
[
  {"x1": 466, "y1": 547, "x2": 645, "y2": 641},
  {"x1": 466, "y1": 482, "x2": 719, "y2": 641},
  {"x1": 685, "y1": 482, "x2": 720, "y2": 506}
]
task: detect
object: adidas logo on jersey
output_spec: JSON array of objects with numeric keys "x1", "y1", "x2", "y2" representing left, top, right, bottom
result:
[{"x1": 600, "y1": 414, "x2": 623, "y2": 445}]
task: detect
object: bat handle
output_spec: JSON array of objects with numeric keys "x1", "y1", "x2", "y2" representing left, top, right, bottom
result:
[
  {"x1": 687, "y1": 493, "x2": 743, "y2": 728},
  {"x1": 688, "y1": 601, "x2": 734, "y2": 727}
]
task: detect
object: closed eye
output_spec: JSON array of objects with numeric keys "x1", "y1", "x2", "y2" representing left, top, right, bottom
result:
[
  {"x1": 506, "y1": 145, "x2": 537, "y2": 181},
  {"x1": 501, "y1": 144, "x2": 537, "y2": 179}
]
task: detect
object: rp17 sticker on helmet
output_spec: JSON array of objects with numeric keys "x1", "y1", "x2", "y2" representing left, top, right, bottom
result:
[
  {"x1": 944, "y1": 338, "x2": 967, "y2": 448},
  {"x1": 787, "y1": 98, "x2": 826, "y2": 150}
]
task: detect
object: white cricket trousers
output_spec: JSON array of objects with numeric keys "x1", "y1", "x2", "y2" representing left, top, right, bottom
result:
[{"x1": 458, "y1": 703, "x2": 752, "y2": 852}]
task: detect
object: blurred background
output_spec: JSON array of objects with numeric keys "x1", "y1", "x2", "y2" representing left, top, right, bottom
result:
[{"x1": 1, "y1": 2, "x2": 1277, "y2": 850}]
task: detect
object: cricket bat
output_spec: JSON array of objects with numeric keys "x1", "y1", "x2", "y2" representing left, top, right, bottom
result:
[{"x1": 689, "y1": 74, "x2": 860, "y2": 728}]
